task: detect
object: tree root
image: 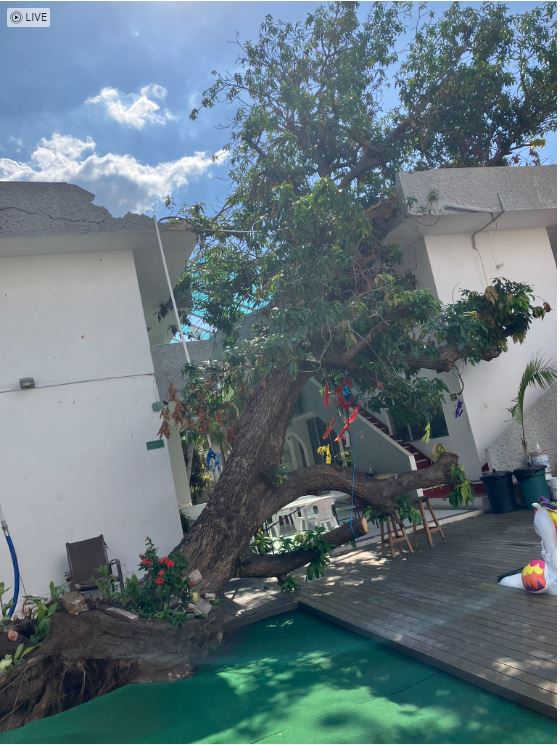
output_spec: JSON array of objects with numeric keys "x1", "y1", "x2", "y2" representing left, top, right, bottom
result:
[{"x1": 0, "y1": 605, "x2": 226, "y2": 734}]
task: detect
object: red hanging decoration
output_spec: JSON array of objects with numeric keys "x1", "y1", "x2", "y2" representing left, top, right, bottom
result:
[
  {"x1": 334, "y1": 405, "x2": 361, "y2": 442},
  {"x1": 322, "y1": 382, "x2": 330, "y2": 408}
]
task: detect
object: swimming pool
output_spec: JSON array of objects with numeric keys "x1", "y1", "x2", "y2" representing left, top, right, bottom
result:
[{"x1": 0, "y1": 611, "x2": 555, "y2": 743}]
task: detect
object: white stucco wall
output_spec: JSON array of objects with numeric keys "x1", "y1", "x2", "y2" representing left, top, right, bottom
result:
[
  {"x1": 424, "y1": 226, "x2": 557, "y2": 464},
  {"x1": 0, "y1": 249, "x2": 182, "y2": 599}
]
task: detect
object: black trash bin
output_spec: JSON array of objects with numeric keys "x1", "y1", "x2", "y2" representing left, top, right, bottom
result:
[
  {"x1": 513, "y1": 465, "x2": 549, "y2": 509},
  {"x1": 480, "y1": 470, "x2": 516, "y2": 513}
]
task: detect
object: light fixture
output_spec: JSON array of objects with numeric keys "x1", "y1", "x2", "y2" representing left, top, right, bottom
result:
[{"x1": 19, "y1": 378, "x2": 35, "y2": 390}]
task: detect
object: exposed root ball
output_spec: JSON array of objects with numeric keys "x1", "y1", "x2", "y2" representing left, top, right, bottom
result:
[{"x1": 0, "y1": 606, "x2": 225, "y2": 733}]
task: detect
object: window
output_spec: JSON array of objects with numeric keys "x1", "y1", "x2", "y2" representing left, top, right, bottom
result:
[{"x1": 393, "y1": 406, "x2": 448, "y2": 442}]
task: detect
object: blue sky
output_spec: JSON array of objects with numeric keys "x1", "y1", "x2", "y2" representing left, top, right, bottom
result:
[{"x1": 0, "y1": 1, "x2": 555, "y2": 217}]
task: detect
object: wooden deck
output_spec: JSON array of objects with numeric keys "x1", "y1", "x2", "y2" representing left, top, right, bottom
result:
[{"x1": 223, "y1": 511, "x2": 557, "y2": 718}]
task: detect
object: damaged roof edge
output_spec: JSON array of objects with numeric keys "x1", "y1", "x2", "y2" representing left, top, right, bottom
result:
[
  {"x1": 0, "y1": 182, "x2": 192, "y2": 238},
  {"x1": 396, "y1": 165, "x2": 557, "y2": 217}
]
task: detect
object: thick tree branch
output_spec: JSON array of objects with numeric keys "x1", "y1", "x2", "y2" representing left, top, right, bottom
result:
[
  {"x1": 237, "y1": 517, "x2": 369, "y2": 578},
  {"x1": 408, "y1": 344, "x2": 501, "y2": 373},
  {"x1": 337, "y1": 118, "x2": 414, "y2": 189},
  {"x1": 268, "y1": 452, "x2": 459, "y2": 516}
]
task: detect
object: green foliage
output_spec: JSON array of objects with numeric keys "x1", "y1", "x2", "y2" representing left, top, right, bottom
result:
[
  {"x1": 279, "y1": 576, "x2": 299, "y2": 593},
  {"x1": 168, "y1": 3, "x2": 554, "y2": 453},
  {"x1": 23, "y1": 582, "x2": 65, "y2": 645},
  {"x1": 301, "y1": 529, "x2": 333, "y2": 580},
  {"x1": 0, "y1": 581, "x2": 11, "y2": 622},
  {"x1": 96, "y1": 539, "x2": 194, "y2": 626},
  {"x1": 0, "y1": 643, "x2": 34, "y2": 679},
  {"x1": 185, "y1": 445, "x2": 213, "y2": 503},
  {"x1": 0, "y1": 581, "x2": 66, "y2": 678},
  {"x1": 252, "y1": 528, "x2": 275, "y2": 555},
  {"x1": 364, "y1": 495, "x2": 422, "y2": 527},
  {"x1": 269, "y1": 465, "x2": 289, "y2": 486},
  {"x1": 334, "y1": 449, "x2": 352, "y2": 468},
  {"x1": 48, "y1": 581, "x2": 66, "y2": 602},
  {"x1": 28, "y1": 597, "x2": 59, "y2": 645},
  {"x1": 251, "y1": 527, "x2": 333, "y2": 582},
  {"x1": 508, "y1": 355, "x2": 557, "y2": 459},
  {"x1": 448, "y1": 464, "x2": 475, "y2": 509}
]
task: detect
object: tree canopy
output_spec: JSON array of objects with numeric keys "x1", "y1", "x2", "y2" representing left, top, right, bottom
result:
[{"x1": 165, "y1": 1, "x2": 555, "y2": 436}]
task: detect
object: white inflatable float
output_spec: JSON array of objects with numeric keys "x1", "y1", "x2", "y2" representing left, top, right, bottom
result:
[{"x1": 498, "y1": 502, "x2": 557, "y2": 595}]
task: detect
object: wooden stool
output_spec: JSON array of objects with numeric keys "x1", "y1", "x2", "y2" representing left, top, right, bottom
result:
[
  {"x1": 413, "y1": 495, "x2": 445, "y2": 548},
  {"x1": 379, "y1": 512, "x2": 414, "y2": 558}
]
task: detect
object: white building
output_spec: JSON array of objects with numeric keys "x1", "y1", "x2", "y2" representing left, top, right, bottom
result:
[
  {"x1": 391, "y1": 165, "x2": 557, "y2": 479},
  {"x1": 0, "y1": 183, "x2": 196, "y2": 598}
]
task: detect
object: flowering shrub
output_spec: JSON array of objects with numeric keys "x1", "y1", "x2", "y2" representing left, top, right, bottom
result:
[{"x1": 97, "y1": 538, "x2": 193, "y2": 626}]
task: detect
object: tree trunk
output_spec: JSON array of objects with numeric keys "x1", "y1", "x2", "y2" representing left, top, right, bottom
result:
[{"x1": 179, "y1": 367, "x2": 311, "y2": 590}]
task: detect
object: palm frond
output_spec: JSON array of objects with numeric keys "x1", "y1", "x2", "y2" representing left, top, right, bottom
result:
[{"x1": 509, "y1": 354, "x2": 556, "y2": 454}]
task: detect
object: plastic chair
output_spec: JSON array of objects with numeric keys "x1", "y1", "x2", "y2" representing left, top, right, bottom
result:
[
  {"x1": 65, "y1": 535, "x2": 124, "y2": 592},
  {"x1": 293, "y1": 506, "x2": 310, "y2": 532},
  {"x1": 306, "y1": 499, "x2": 338, "y2": 532}
]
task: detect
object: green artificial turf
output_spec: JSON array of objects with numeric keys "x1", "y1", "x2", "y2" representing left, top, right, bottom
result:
[{"x1": 0, "y1": 611, "x2": 555, "y2": 744}]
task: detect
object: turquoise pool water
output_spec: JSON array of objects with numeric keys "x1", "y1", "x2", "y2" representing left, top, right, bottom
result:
[{"x1": 0, "y1": 611, "x2": 555, "y2": 744}]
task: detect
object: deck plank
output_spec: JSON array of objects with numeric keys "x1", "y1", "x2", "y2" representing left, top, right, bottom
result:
[{"x1": 298, "y1": 510, "x2": 557, "y2": 718}]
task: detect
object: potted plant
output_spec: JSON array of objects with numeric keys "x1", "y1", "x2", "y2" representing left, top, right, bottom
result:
[{"x1": 507, "y1": 354, "x2": 556, "y2": 465}]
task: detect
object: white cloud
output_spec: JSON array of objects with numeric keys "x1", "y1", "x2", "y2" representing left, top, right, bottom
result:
[
  {"x1": 0, "y1": 133, "x2": 227, "y2": 215},
  {"x1": 85, "y1": 83, "x2": 176, "y2": 129}
]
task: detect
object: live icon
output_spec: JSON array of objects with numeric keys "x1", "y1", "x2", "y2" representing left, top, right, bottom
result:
[{"x1": 7, "y1": 8, "x2": 50, "y2": 27}]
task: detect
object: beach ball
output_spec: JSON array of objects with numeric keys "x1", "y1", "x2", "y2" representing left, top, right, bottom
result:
[{"x1": 521, "y1": 559, "x2": 548, "y2": 593}]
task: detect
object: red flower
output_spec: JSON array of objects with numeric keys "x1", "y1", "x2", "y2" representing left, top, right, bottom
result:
[
  {"x1": 140, "y1": 559, "x2": 152, "y2": 568},
  {"x1": 162, "y1": 558, "x2": 174, "y2": 568},
  {"x1": 155, "y1": 577, "x2": 164, "y2": 586},
  {"x1": 158, "y1": 569, "x2": 165, "y2": 576}
]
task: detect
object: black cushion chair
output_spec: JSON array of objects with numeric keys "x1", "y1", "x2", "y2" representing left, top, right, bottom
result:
[{"x1": 65, "y1": 535, "x2": 124, "y2": 592}]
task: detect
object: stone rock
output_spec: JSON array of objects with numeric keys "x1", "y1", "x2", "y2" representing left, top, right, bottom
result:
[
  {"x1": 61, "y1": 591, "x2": 89, "y2": 615},
  {"x1": 187, "y1": 569, "x2": 203, "y2": 586},
  {"x1": 104, "y1": 606, "x2": 138, "y2": 622},
  {"x1": 195, "y1": 598, "x2": 213, "y2": 616}
]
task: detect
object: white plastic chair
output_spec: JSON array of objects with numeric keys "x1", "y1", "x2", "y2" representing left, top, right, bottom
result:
[
  {"x1": 265, "y1": 514, "x2": 282, "y2": 539},
  {"x1": 305, "y1": 499, "x2": 338, "y2": 532},
  {"x1": 293, "y1": 506, "x2": 310, "y2": 532}
]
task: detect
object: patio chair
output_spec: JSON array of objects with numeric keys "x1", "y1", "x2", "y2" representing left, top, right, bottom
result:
[
  {"x1": 305, "y1": 499, "x2": 339, "y2": 532},
  {"x1": 65, "y1": 535, "x2": 124, "y2": 592}
]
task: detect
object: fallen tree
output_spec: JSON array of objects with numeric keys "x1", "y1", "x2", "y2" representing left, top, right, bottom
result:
[{"x1": 0, "y1": 1, "x2": 555, "y2": 732}]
